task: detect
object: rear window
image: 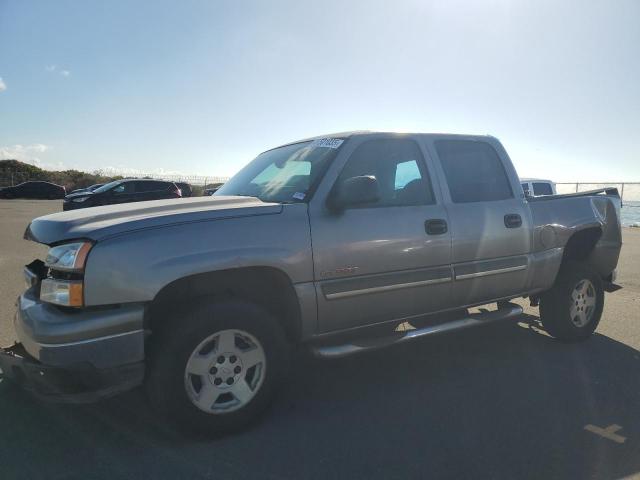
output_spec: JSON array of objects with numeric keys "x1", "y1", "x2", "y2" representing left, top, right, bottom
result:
[
  {"x1": 435, "y1": 140, "x2": 513, "y2": 203},
  {"x1": 532, "y1": 182, "x2": 553, "y2": 196}
]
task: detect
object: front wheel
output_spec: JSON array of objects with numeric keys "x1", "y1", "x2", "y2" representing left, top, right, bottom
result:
[
  {"x1": 145, "y1": 300, "x2": 288, "y2": 435},
  {"x1": 539, "y1": 261, "x2": 604, "y2": 341}
]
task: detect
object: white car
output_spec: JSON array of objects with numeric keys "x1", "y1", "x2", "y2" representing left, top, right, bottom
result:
[{"x1": 520, "y1": 178, "x2": 556, "y2": 197}]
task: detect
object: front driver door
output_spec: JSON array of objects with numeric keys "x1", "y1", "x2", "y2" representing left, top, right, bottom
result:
[{"x1": 309, "y1": 135, "x2": 452, "y2": 334}]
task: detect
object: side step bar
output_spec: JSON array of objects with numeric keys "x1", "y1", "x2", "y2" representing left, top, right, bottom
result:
[{"x1": 311, "y1": 302, "x2": 523, "y2": 359}]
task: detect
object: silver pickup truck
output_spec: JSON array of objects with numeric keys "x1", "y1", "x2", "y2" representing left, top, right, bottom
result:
[{"x1": 0, "y1": 132, "x2": 622, "y2": 434}]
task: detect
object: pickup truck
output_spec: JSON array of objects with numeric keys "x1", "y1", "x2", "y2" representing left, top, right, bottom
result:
[{"x1": 0, "y1": 132, "x2": 622, "y2": 434}]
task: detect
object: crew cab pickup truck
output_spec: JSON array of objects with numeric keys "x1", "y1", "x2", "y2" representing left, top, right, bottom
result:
[{"x1": 0, "y1": 132, "x2": 622, "y2": 434}]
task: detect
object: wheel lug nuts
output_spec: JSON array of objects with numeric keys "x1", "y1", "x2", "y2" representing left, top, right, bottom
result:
[
  {"x1": 214, "y1": 378, "x2": 222, "y2": 386},
  {"x1": 226, "y1": 378, "x2": 234, "y2": 385},
  {"x1": 234, "y1": 366, "x2": 241, "y2": 374},
  {"x1": 230, "y1": 355, "x2": 237, "y2": 363},
  {"x1": 217, "y1": 355, "x2": 225, "y2": 364},
  {"x1": 210, "y1": 367, "x2": 218, "y2": 374}
]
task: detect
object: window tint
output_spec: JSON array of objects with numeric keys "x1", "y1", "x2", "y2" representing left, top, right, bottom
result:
[
  {"x1": 112, "y1": 182, "x2": 135, "y2": 194},
  {"x1": 532, "y1": 182, "x2": 553, "y2": 196},
  {"x1": 133, "y1": 181, "x2": 166, "y2": 192},
  {"x1": 336, "y1": 138, "x2": 434, "y2": 207},
  {"x1": 435, "y1": 140, "x2": 513, "y2": 203}
]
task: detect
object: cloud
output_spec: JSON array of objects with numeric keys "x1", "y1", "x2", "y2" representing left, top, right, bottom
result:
[
  {"x1": 0, "y1": 77, "x2": 6, "y2": 92},
  {"x1": 45, "y1": 65, "x2": 71, "y2": 77},
  {"x1": 0, "y1": 144, "x2": 65, "y2": 170}
]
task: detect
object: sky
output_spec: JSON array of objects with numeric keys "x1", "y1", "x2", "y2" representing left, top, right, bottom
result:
[{"x1": 0, "y1": 0, "x2": 638, "y2": 181}]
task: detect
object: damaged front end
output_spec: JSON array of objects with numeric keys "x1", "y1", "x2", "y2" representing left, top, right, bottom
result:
[{"x1": 1, "y1": 227, "x2": 146, "y2": 403}]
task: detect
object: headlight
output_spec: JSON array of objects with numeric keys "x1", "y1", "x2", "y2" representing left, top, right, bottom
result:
[
  {"x1": 45, "y1": 242, "x2": 92, "y2": 272},
  {"x1": 40, "y1": 279, "x2": 83, "y2": 307},
  {"x1": 72, "y1": 197, "x2": 89, "y2": 203}
]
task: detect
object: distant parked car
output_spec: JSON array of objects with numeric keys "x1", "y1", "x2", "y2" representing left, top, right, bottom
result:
[
  {"x1": 63, "y1": 179, "x2": 181, "y2": 210},
  {"x1": 175, "y1": 182, "x2": 193, "y2": 197},
  {"x1": 0, "y1": 181, "x2": 66, "y2": 199},
  {"x1": 203, "y1": 187, "x2": 220, "y2": 196},
  {"x1": 69, "y1": 183, "x2": 104, "y2": 195},
  {"x1": 520, "y1": 178, "x2": 556, "y2": 197}
]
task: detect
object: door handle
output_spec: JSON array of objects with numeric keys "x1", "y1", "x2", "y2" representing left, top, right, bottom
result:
[
  {"x1": 425, "y1": 219, "x2": 448, "y2": 235},
  {"x1": 504, "y1": 214, "x2": 522, "y2": 228}
]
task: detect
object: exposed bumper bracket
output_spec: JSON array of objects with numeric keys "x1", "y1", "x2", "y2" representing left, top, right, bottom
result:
[
  {"x1": 604, "y1": 282, "x2": 623, "y2": 293},
  {"x1": 0, "y1": 342, "x2": 144, "y2": 403}
]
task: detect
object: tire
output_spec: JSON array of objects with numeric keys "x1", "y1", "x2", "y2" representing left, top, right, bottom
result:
[
  {"x1": 539, "y1": 261, "x2": 604, "y2": 341},
  {"x1": 145, "y1": 300, "x2": 289, "y2": 435}
]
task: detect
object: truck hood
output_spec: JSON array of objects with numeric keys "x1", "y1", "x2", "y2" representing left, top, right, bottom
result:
[{"x1": 25, "y1": 196, "x2": 282, "y2": 244}]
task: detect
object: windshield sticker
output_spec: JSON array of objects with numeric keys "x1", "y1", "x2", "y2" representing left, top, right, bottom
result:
[
  {"x1": 292, "y1": 192, "x2": 306, "y2": 200},
  {"x1": 309, "y1": 138, "x2": 344, "y2": 149}
]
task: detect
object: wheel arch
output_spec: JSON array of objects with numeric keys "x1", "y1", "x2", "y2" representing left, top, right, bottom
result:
[
  {"x1": 560, "y1": 226, "x2": 602, "y2": 267},
  {"x1": 146, "y1": 266, "x2": 303, "y2": 344}
]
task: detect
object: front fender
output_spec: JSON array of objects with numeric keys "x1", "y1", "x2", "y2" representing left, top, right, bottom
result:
[{"x1": 83, "y1": 205, "x2": 313, "y2": 306}]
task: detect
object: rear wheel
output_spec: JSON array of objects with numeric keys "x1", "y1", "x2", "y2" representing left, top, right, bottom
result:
[
  {"x1": 146, "y1": 300, "x2": 288, "y2": 435},
  {"x1": 539, "y1": 261, "x2": 604, "y2": 341}
]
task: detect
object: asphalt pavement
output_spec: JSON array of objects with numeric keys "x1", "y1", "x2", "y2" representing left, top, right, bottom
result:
[{"x1": 0, "y1": 200, "x2": 639, "y2": 479}]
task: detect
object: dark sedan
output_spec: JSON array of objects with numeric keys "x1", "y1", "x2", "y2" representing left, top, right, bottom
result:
[
  {"x1": 63, "y1": 179, "x2": 181, "y2": 210},
  {"x1": 0, "y1": 181, "x2": 66, "y2": 199}
]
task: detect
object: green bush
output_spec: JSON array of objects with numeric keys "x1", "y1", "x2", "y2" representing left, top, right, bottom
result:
[{"x1": 0, "y1": 160, "x2": 123, "y2": 192}]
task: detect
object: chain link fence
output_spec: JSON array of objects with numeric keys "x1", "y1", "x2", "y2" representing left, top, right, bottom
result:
[
  {"x1": 555, "y1": 182, "x2": 640, "y2": 204},
  {"x1": 0, "y1": 169, "x2": 229, "y2": 190},
  {"x1": 124, "y1": 174, "x2": 230, "y2": 187}
]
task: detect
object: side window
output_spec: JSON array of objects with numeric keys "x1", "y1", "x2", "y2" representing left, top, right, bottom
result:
[
  {"x1": 134, "y1": 181, "x2": 165, "y2": 192},
  {"x1": 394, "y1": 160, "x2": 422, "y2": 190},
  {"x1": 112, "y1": 182, "x2": 134, "y2": 194},
  {"x1": 521, "y1": 183, "x2": 530, "y2": 196},
  {"x1": 532, "y1": 182, "x2": 553, "y2": 196},
  {"x1": 151, "y1": 181, "x2": 169, "y2": 191},
  {"x1": 336, "y1": 138, "x2": 435, "y2": 207},
  {"x1": 435, "y1": 140, "x2": 513, "y2": 203}
]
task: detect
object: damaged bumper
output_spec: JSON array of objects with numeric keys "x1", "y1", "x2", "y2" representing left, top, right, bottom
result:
[
  {"x1": 1, "y1": 286, "x2": 147, "y2": 402},
  {"x1": 0, "y1": 343, "x2": 144, "y2": 403}
]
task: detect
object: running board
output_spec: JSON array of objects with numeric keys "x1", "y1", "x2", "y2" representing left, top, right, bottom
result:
[{"x1": 311, "y1": 303, "x2": 523, "y2": 359}]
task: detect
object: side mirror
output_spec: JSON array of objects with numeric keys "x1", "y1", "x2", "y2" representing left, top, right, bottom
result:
[{"x1": 328, "y1": 175, "x2": 380, "y2": 211}]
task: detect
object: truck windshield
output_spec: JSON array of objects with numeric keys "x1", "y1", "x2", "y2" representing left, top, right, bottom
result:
[{"x1": 215, "y1": 139, "x2": 344, "y2": 203}]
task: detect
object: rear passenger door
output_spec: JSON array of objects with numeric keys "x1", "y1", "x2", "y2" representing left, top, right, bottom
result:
[
  {"x1": 310, "y1": 136, "x2": 452, "y2": 333},
  {"x1": 430, "y1": 138, "x2": 532, "y2": 306},
  {"x1": 134, "y1": 181, "x2": 166, "y2": 201}
]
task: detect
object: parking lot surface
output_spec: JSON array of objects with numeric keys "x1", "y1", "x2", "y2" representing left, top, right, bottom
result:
[{"x1": 1, "y1": 200, "x2": 639, "y2": 479}]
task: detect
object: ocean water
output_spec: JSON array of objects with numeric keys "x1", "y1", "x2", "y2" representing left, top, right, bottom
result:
[{"x1": 622, "y1": 201, "x2": 640, "y2": 227}]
